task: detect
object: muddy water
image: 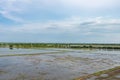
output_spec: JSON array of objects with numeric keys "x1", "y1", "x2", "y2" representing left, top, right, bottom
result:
[{"x1": 0, "y1": 48, "x2": 120, "y2": 80}]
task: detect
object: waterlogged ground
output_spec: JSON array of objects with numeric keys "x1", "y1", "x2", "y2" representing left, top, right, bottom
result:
[{"x1": 0, "y1": 48, "x2": 120, "y2": 80}]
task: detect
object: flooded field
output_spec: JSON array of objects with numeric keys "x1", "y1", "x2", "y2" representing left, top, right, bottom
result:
[{"x1": 0, "y1": 48, "x2": 120, "y2": 80}]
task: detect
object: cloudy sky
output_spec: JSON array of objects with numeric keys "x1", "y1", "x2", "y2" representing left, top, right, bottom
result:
[{"x1": 0, "y1": 0, "x2": 120, "y2": 43}]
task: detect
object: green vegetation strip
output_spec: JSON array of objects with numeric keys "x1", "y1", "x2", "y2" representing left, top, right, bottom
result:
[
  {"x1": 0, "y1": 50, "x2": 68, "y2": 57},
  {"x1": 1, "y1": 43, "x2": 120, "y2": 49},
  {"x1": 75, "y1": 66, "x2": 120, "y2": 80}
]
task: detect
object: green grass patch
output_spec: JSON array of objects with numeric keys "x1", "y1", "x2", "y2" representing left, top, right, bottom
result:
[{"x1": 75, "y1": 66, "x2": 120, "y2": 80}]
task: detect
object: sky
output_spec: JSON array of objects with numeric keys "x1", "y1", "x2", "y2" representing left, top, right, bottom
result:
[{"x1": 0, "y1": 0, "x2": 120, "y2": 43}]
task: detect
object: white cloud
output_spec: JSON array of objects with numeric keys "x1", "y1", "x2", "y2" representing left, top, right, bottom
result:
[
  {"x1": 0, "y1": 0, "x2": 120, "y2": 42},
  {"x1": 0, "y1": 0, "x2": 31, "y2": 22},
  {"x1": 0, "y1": 17, "x2": 120, "y2": 34},
  {"x1": 1, "y1": 16, "x2": 120, "y2": 43},
  {"x1": 0, "y1": 0, "x2": 120, "y2": 22},
  {"x1": 32, "y1": 0, "x2": 120, "y2": 9},
  {"x1": 30, "y1": 0, "x2": 120, "y2": 13},
  {"x1": 61, "y1": 0, "x2": 119, "y2": 9}
]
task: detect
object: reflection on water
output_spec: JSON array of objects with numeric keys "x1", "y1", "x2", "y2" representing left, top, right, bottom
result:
[
  {"x1": 0, "y1": 48, "x2": 63, "y2": 55},
  {"x1": 0, "y1": 48, "x2": 120, "y2": 80}
]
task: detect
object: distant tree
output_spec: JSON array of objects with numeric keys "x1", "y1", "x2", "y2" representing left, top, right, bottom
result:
[
  {"x1": 9, "y1": 45, "x2": 13, "y2": 50},
  {"x1": 89, "y1": 45, "x2": 93, "y2": 48}
]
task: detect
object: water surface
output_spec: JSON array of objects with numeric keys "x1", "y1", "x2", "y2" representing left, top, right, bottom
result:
[{"x1": 0, "y1": 48, "x2": 120, "y2": 80}]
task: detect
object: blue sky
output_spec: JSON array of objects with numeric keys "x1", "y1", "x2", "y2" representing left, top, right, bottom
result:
[{"x1": 0, "y1": 0, "x2": 120, "y2": 43}]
